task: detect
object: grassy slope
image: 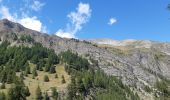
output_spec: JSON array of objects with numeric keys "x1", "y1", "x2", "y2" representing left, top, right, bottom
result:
[{"x1": 0, "y1": 64, "x2": 71, "y2": 100}]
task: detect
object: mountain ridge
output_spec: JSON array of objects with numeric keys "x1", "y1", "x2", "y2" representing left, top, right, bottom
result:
[{"x1": 0, "y1": 19, "x2": 170, "y2": 99}]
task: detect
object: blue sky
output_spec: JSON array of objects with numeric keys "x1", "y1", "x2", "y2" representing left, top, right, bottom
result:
[{"x1": 0, "y1": 0, "x2": 170, "y2": 41}]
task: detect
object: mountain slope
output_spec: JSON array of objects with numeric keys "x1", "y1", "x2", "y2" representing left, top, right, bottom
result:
[{"x1": 0, "y1": 19, "x2": 170, "y2": 99}]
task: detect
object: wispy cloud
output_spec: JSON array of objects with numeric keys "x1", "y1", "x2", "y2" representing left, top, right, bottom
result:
[
  {"x1": 0, "y1": 6, "x2": 14, "y2": 21},
  {"x1": 108, "y1": 17, "x2": 117, "y2": 25},
  {"x1": 56, "y1": 2, "x2": 92, "y2": 38},
  {"x1": 0, "y1": 0, "x2": 47, "y2": 33},
  {"x1": 31, "y1": 0, "x2": 45, "y2": 11}
]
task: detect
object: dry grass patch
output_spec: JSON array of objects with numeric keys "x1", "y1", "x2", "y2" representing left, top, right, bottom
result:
[
  {"x1": 0, "y1": 64, "x2": 70, "y2": 100},
  {"x1": 25, "y1": 64, "x2": 70, "y2": 99}
]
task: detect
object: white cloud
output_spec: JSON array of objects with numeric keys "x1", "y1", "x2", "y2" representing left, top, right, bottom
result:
[
  {"x1": 19, "y1": 17, "x2": 42, "y2": 31},
  {"x1": 78, "y1": 3, "x2": 91, "y2": 15},
  {"x1": 0, "y1": 6, "x2": 14, "y2": 21},
  {"x1": 18, "y1": 17, "x2": 47, "y2": 32},
  {"x1": 0, "y1": 2, "x2": 47, "y2": 32},
  {"x1": 56, "y1": 29, "x2": 75, "y2": 38},
  {"x1": 108, "y1": 18, "x2": 117, "y2": 25},
  {"x1": 56, "y1": 2, "x2": 91, "y2": 38},
  {"x1": 31, "y1": 0, "x2": 45, "y2": 11}
]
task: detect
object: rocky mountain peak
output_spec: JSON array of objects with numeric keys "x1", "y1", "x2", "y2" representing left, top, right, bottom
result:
[{"x1": 0, "y1": 19, "x2": 23, "y2": 31}]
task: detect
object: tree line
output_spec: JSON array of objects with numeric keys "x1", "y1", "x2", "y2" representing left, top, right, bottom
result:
[{"x1": 60, "y1": 50, "x2": 140, "y2": 100}]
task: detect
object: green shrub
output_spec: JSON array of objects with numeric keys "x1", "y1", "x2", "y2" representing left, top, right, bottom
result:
[{"x1": 44, "y1": 75, "x2": 49, "y2": 82}]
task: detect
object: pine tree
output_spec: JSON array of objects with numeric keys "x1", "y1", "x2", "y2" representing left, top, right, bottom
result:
[
  {"x1": 25, "y1": 65, "x2": 31, "y2": 75},
  {"x1": 15, "y1": 65, "x2": 20, "y2": 72},
  {"x1": 20, "y1": 72, "x2": 24, "y2": 80},
  {"x1": 37, "y1": 62, "x2": 43, "y2": 71},
  {"x1": 35, "y1": 86, "x2": 43, "y2": 100},
  {"x1": 31, "y1": 55, "x2": 39, "y2": 64},
  {"x1": 61, "y1": 75, "x2": 66, "y2": 84},
  {"x1": 24, "y1": 86, "x2": 30, "y2": 96},
  {"x1": 38, "y1": 59, "x2": 45, "y2": 71},
  {"x1": 0, "y1": 82, "x2": 5, "y2": 89},
  {"x1": 44, "y1": 75, "x2": 49, "y2": 82},
  {"x1": 44, "y1": 63, "x2": 50, "y2": 72},
  {"x1": 7, "y1": 87, "x2": 14, "y2": 100},
  {"x1": 7, "y1": 84, "x2": 28, "y2": 100},
  {"x1": 49, "y1": 66, "x2": 56, "y2": 74},
  {"x1": 32, "y1": 67, "x2": 38, "y2": 79},
  {"x1": 55, "y1": 74, "x2": 58, "y2": 78},
  {"x1": 6, "y1": 73, "x2": 12, "y2": 84},
  {"x1": 0, "y1": 70, "x2": 7, "y2": 83},
  {"x1": 67, "y1": 77, "x2": 76, "y2": 100},
  {"x1": 51, "y1": 87, "x2": 58, "y2": 100},
  {"x1": 77, "y1": 77, "x2": 85, "y2": 93},
  {"x1": 6, "y1": 70, "x2": 16, "y2": 84}
]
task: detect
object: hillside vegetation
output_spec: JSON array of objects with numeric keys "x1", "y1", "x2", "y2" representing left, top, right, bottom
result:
[
  {"x1": 0, "y1": 36, "x2": 141, "y2": 100},
  {"x1": 0, "y1": 19, "x2": 170, "y2": 99}
]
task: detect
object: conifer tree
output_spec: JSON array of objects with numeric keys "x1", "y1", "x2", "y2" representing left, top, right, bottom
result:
[
  {"x1": 35, "y1": 85, "x2": 43, "y2": 100},
  {"x1": 44, "y1": 75, "x2": 49, "y2": 82},
  {"x1": 0, "y1": 82, "x2": 5, "y2": 89},
  {"x1": 20, "y1": 72, "x2": 24, "y2": 81},
  {"x1": 24, "y1": 86, "x2": 30, "y2": 96},
  {"x1": 61, "y1": 75, "x2": 66, "y2": 84},
  {"x1": 25, "y1": 65, "x2": 31, "y2": 75},
  {"x1": 51, "y1": 87, "x2": 58, "y2": 100},
  {"x1": 44, "y1": 63, "x2": 51, "y2": 72},
  {"x1": 55, "y1": 74, "x2": 58, "y2": 78},
  {"x1": 7, "y1": 84, "x2": 28, "y2": 100},
  {"x1": 49, "y1": 66, "x2": 56, "y2": 74},
  {"x1": 32, "y1": 67, "x2": 38, "y2": 79}
]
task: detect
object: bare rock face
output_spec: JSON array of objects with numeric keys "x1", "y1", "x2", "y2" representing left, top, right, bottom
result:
[{"x1": 0, "y1": 19, "x2": 170, "y2": 91}]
